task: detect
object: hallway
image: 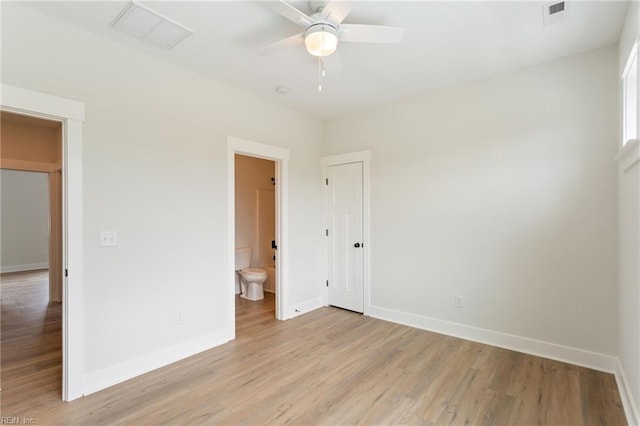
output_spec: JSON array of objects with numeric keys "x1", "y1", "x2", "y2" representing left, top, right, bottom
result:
[{"x1": 1, "y1": 270, "x2": 62, "y2": 410}]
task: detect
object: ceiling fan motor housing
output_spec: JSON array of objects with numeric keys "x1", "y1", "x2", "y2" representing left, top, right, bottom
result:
[
  {"x1": 308, "y1": 0, "x2": 328, "y2": 15},
  {"x1": 304, "y1": 22, "x2": 339, "y2": 57}
]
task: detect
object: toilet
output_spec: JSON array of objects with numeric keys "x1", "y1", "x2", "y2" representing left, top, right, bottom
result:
[{"x1": 235, "y1": 247, "x2": 267, "y2": 301}]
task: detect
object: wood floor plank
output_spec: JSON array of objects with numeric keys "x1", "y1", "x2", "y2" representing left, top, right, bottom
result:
[{"x1": 1, "y1": 271, "x2": 628, "y2": 425}]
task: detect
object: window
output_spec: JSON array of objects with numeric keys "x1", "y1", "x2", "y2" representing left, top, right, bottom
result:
[{"x1": 622, "y1": 43, "x2": 638, "y2": 145}]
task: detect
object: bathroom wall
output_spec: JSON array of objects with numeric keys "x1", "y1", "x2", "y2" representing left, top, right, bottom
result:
[
  {"x1": 235, "y1": 154, "x2": 276, "y2": 289},
  {"x1": 257, "y1": 189, "x2": 276, "y2": 262},
  {"x1": 0, "y1": 170, "x2": 49, "y2": 272}
]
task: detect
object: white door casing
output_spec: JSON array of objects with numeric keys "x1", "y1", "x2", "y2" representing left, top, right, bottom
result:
[
  {"x1": 322, "y1": 151, "x2": 371, "y2": 314},
  {"x1": 227, "y1": 137, "x2": 289, "y2": 325},
  {"x1": 1, "y1": 83, "x2": 85, "y2": 401}
]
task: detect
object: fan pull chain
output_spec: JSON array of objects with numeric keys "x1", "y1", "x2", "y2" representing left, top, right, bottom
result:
[
  {"x1": 318, "y1": 56, "x2": 323, "y2": 92},
  {"x1": 318, "y1": 56, "x2": 328, "y2": 92}
]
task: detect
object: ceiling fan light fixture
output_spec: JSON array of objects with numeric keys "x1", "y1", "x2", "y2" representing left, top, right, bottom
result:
[{"x1": 304, "y1": 24, "x2": 339, "y2": 57}]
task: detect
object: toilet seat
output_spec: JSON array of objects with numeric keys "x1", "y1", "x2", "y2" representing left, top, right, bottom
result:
[{"x1": 240, "y1": 268, "x2": 267, "y2": 279}]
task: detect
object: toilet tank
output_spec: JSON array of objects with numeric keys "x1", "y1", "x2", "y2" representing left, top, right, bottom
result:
[{"x1": 235, "y1": 247, "x2": 252, "y2": 270}]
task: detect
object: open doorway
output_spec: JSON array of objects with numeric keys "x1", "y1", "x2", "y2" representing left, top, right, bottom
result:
[
  {"x1": 2, "y1": 83, "x2": 85, "y2": 401},
  {"x1": 227, "y1": 137, "x2": 290, "y2": 337},
  {"x1": 234, "y1": 154, "x2": 277, "y2": 333},
  {"x1": 0, "y1": 112, "x2": 63, "y2": 404}
]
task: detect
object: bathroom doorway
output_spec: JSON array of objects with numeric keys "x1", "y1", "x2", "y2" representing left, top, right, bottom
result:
[
  {"x1": 227, "y1": 136, "x2": 290, "y2": 333},
  {"x1": 234, "y1": 154, "x2": 276, "y2": 321}
]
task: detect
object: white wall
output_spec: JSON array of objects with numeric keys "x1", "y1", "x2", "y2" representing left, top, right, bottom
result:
[
  {"x1": 324, "y1": 46, "x2": 619, "y2": 358},
  {"x1": 1, "y1": 2, "x2": 323, "y2": 389},
  {"x1": 620, "y1": 1, "x2": 640, "y2": 74},
  {"x1": 1, "y1": 1, "x2": 631, "y2": 410},
  {"x1": 618, "y1": 1, "x2": 640, "y2": 422},
  {"x1": 618, "y1": 141, "x2": 640, "y2": 423},
  {"x1": 0, "y1": 170, "x2": 49, "y2": 272}
]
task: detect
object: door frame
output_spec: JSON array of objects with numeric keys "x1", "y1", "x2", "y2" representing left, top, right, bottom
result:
[
  {"x1": 1, "y1": 83, "x2": 85, "y2": 401},
  {"x1": 321, "y1": 151, "x2": 371, "y2": 315},
  {"x1": 227, "y1": 136, "x2": 290, "y2": 330}
]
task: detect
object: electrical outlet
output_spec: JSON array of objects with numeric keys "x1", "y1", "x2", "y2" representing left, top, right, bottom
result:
[
  {"x1": 176, "y1": 310, "x2": 183, "y2": 325},
  {"x1": 99, "y1": 231, "x2": 118, "y2": 247},
  {"x1": 455, "y1": 295, "x2": 464, "y2": 308}
]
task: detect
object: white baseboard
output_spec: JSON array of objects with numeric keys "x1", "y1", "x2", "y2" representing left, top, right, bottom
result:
[
  {"x1": 0, "y1": 262, "x2": 48, "y2": 273},
  {"x1": 287, "y1": 296, "x2": 324, "y2": 319},
  {"x1": 368, "y1": 305, "x2": 618, "y2": 373},
  {"x1": 616, "y1": 359, "x2": 640, "y2": 426},
  {"x1": 83, "y1": 328, "x2": 233, "y2": 396}
]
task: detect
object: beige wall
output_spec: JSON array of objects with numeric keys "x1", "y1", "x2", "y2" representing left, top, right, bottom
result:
[
  {"x1": 235, "y1": 154, "x2": 276, "y2": 271},
  {"x1": 1, "y1": 111, "x2": 61, "y2": 170}
]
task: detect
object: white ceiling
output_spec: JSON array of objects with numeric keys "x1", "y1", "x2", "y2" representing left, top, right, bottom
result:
[{"x1": 25, "y1": 1, "x2": 629, "y2": 119}]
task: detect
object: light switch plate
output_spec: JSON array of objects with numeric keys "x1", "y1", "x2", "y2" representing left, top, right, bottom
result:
[{"x1": 99, "y1": 231, "x2": 118, "y2": 247}]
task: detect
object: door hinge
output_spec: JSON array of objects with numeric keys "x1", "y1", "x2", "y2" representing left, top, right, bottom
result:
[
  {"x1": 325, "y1": 229, "x2": 328, "y2": 236},
  {"x1": 65, "y1": 269, "x2": 68, "y2": 277},
  {"x1": 326, "y1": 280, "x2": 329, "y2": 287},
  {"x1": 325, "y1": 178, "x2": 328, "y2": 185}
]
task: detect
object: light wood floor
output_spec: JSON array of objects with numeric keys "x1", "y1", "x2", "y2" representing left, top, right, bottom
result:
[
  {"x1": 1, "y1": 271, "x2": 627, "y2": 425},
  {"x1": 1, "y1": 270, "x2": 62, "y2": 402}
]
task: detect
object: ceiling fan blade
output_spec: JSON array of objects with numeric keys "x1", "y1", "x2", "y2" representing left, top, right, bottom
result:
[
  {"x1": 320, "y1": 1, "x2": 352, "y2": 25},
  {"x1": 266, "y1": 1, "x2": 315, "y2": 27},
  {"x1": 338, "y1": 24, "x2": 406, "y2": 44},
  {"x1": 257, "y1": 32, "x2": 305, "y2": 56}
]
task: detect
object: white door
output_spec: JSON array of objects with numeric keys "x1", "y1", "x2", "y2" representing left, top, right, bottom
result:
[{"x1": 327, "y1": 162, "x2": 364, "y2": 312}]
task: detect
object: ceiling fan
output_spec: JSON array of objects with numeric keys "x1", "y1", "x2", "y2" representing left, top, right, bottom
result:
[{"x1": 259, "y1": 1, "x2": 405, "y2": 90}]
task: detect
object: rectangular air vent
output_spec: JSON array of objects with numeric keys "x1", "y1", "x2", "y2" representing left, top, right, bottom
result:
[
  {"x1": 542, "y1": 1, "x2": 568, "y2": 26},
  {"x1": 111, "y1": 1, "x2": 193, "y2": 50},
  {"x1": 548, "y1": 1, "x2": 565, "y2": 15}
]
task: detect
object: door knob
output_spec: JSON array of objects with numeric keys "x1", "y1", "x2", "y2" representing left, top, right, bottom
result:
[{"x1": 354, "y1": 243, "x2": 361, "y2": 248}]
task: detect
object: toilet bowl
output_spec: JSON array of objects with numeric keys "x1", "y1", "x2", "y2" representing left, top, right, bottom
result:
[
  {"x1": 239, "y1": 268, "x2": 267, "y2": 301},
  {"x1": 235, "y1": 247, "x2": 267, "y2": 301}
]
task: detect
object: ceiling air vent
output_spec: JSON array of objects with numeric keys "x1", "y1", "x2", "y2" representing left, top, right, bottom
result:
[
  {"x1": 542, "y1": 1, "x2": 568, "y2": 26},
  {"x1": 111, "y1": 1, "x2": 193, "y2": 50},
  {"x1": 549, "y1": 2, "x2": 565, "y2": 15}
]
